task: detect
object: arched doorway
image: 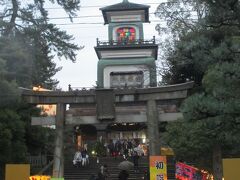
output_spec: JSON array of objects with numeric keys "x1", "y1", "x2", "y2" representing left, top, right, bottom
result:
[{"x1": 74, "y1": 125, "x2": 97, "y2": 150}]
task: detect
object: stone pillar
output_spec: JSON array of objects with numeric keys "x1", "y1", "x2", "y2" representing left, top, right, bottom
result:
[
  {"x1": 120, "y1": 132, "x2": 123, "y2": 139},
  {"x1": 133, "y1": 132, "x2": 136, "y2": 139},
  {"x1": 146, "y1": 99, "x2": 160, "y2": 156},
  {"x1": 96, "y1": 123, "x2": 108, "y2": 143},
  {"x1": 52, "y1": 103, "x2": 65, "y2": 178},
  {"x1": 97, "y1": 130, "x2": 107, "y2": 143}
]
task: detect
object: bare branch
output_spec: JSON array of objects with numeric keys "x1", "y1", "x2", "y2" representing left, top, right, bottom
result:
[{"x1": 3, "y1": 0, "x2": 19, "y2": 36}]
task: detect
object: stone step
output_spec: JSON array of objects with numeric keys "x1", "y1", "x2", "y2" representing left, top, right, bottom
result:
[
  {"x1": 64, "y1": 156, "x2": 148, "y2": 180},
  {"x1": 64, "y1": 156, "x2": 176, "y2": 180}
]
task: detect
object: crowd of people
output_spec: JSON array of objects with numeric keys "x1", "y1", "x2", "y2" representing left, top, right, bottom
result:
[
  {"x1": 72, "y1": 139, "x2": 147, "y2": 180},
  {"x1": 106, "y1": 139, "x2": 146, "y2": 158}
]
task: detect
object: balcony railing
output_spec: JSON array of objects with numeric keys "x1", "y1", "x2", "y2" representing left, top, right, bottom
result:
[{"x1": 96, "y1": 36, "x2": 156, "y2": 47}]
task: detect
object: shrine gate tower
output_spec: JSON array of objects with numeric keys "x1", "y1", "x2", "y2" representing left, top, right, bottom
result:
[{"x1": 95, "y1": 0, "x2": 158, "y2": 88}]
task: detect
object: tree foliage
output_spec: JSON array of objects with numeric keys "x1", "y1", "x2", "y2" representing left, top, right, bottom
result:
[
  {"x1": 0, "y1": 0, "x2": 82, "y2": 88},
  {"x1": 0, "y1": 108, "x2": 26, "y2": 178},
  {"x1": 0, "y1": 1, "x2": 82, "y2": 178},
  {"x1": 156, "y1": 0, "x2": 239, "y2": 86},
  {"x1": 156, "y1": 0, "x2": 240, "y2": 177}
]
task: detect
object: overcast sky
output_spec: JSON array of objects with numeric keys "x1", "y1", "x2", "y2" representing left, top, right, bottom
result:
[{"x1": 47, "y1": 0, "x2": 161, "y2": 90}]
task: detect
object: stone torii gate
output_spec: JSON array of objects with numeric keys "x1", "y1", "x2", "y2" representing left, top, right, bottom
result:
[{"x1": 21, "y1": 81, "x2": 193, "y2": 178}]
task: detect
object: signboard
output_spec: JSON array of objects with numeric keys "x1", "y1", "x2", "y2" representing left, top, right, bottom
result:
[
  {"x1": 223, "y1": 158, "x2": 240, "y2": 180},
  {"x1": 5, "y1": 164, "x2": 30, "y2": 180},
  {"x1": 150, "y1": 156, "x2": 167, "y2": 180}
]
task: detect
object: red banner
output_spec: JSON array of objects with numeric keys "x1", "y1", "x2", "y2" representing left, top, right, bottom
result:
[{"x1": 175, "y1": 162, "x2": 207, "y2": 180}]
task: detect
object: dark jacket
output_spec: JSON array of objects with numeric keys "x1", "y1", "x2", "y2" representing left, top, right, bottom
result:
[
  {"x1": 118, "y1": 170, "x2": 129, "y2": 180},
  {"x1": 96, "y1": 172, "x2": 105, "y2": 180}
]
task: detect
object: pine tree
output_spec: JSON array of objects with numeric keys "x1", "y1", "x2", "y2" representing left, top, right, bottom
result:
[{"x1": 156, "y1": 0, "x2": 240, "y2": 178}]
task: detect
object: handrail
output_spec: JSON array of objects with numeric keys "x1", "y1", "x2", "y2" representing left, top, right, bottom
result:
[
  {"x1": 96, "y1": 36, "x2": 156, "y2": 47},
  {"x1": 37, "y1": 160, "x2": 54, "y2": 175},
  {"x1": 27, "y1": 155, "x2": 47, "y2": 167}
]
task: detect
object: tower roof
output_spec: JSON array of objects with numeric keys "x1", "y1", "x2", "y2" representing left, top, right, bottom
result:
[
  {"x1": 100, "y1": 0, "x2": 150, "y2": 11},
  {"x1": 100, "y1": 0, "x2": 150, "y2": 24}
]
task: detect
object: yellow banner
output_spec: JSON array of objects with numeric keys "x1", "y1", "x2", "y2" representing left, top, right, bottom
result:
[
  {"x1": 223, "y1": 158, "x2": 240, "y2": 180},
  {"x1": 149, "y1": 156, "x2": 167, "y2": 180},
  {"x1": 5, "y1": 164, "x2": 30, "y2": 180}
]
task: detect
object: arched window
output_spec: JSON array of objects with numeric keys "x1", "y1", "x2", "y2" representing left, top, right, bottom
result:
[{"x1": 117, "y1": 27, "x2": 136, "y2": 43}]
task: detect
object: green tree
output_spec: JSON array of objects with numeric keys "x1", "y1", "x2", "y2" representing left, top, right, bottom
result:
[
  {"x1": 0, "y1": 1, "x2": 82, "y2": 178},
  {"x1": 0, "y1": 108, "x2": 26, "y2": 178},
  {"x1": 0, "y1": 0, "x2": 82, "y2": 88},
  {"x1": 156, "y1": 0, "x2": 240, "y2": 178}
]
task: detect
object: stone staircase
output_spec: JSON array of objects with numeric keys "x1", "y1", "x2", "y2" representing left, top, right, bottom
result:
[{"x1": 64, "y1": 156, "x2": 149, "y2": 180}]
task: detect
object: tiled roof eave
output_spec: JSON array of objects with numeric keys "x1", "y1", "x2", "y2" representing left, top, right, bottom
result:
[
  {"x1": 100, "y1": 2, "x2": 150, "y2": 11},
  {"x1": 102, "y1": 8, "x2": 148, "y2": 12}
]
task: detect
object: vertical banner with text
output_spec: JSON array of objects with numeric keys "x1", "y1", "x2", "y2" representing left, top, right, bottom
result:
[{"x1": 150, "y1": 156, "x2": 167, "y2": 180}]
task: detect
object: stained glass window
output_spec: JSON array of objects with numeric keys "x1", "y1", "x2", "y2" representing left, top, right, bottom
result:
[{"x1": 117, "y1": 27, "x2": 136, "y2": 43}]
